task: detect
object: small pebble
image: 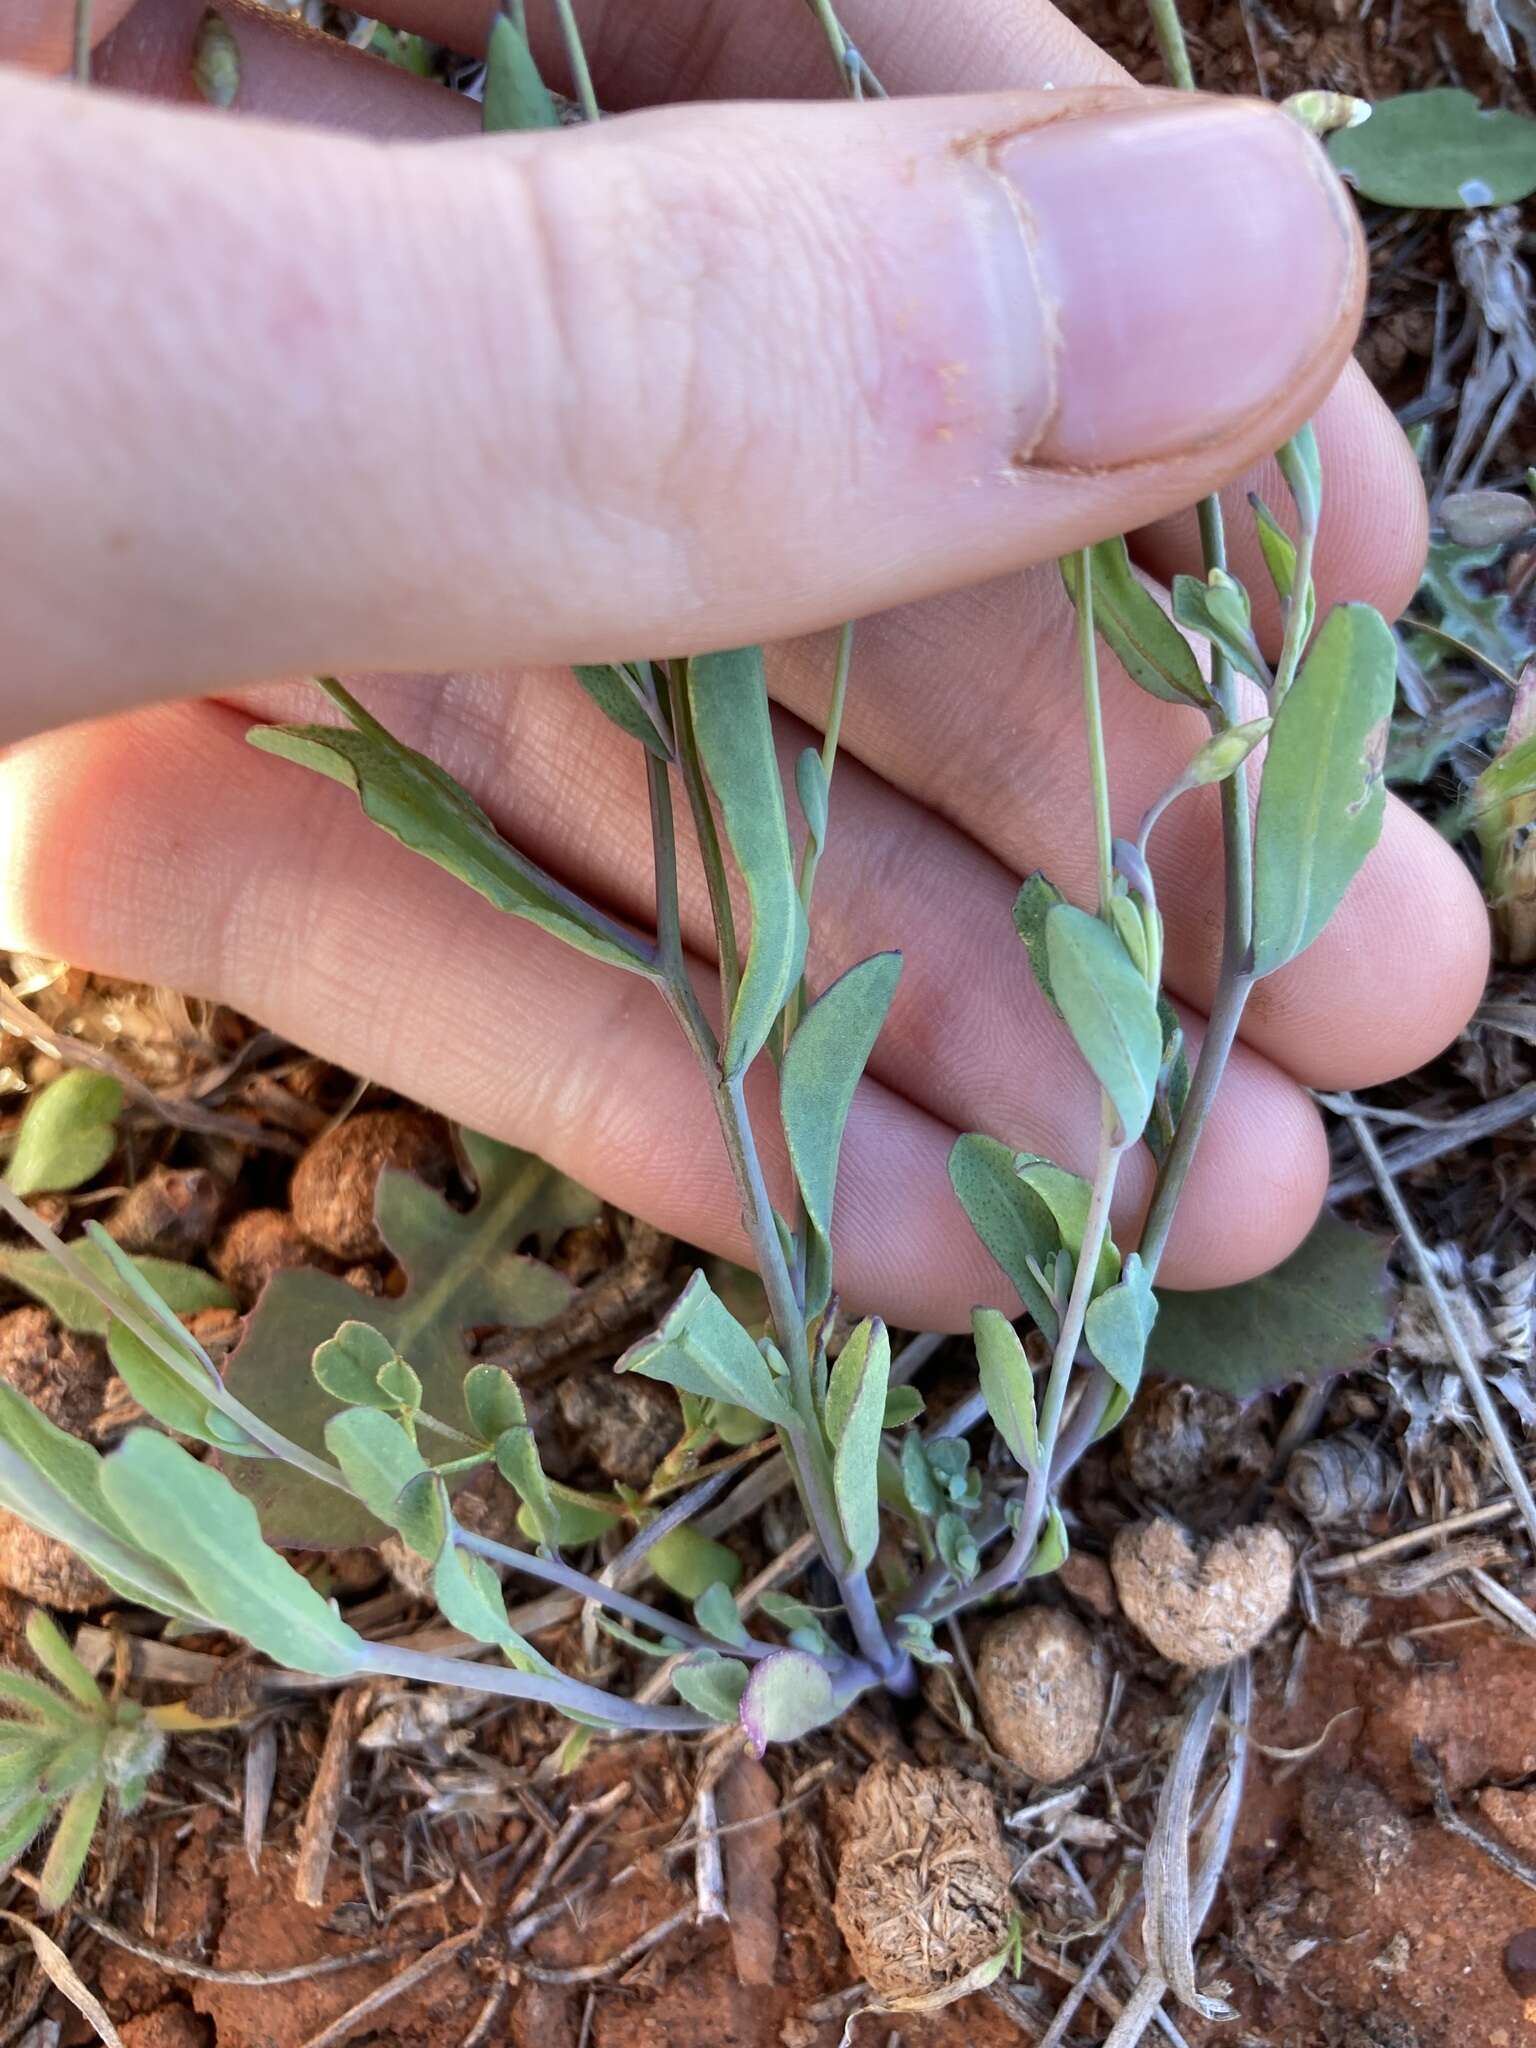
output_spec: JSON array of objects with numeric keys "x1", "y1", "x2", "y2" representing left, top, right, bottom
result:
[{"x1": 975, "y1": 1607, "x2": 1106, "y2": 1783}]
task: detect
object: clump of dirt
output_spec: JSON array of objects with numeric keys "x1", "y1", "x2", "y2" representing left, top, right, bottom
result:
[
  {"x1": 973, "y1": 1606, "x2": 1105, "y2": 1783},
  {"x1": 1112, "y1": 1515, "x2": 1293, "y2": 1667},
  {"x1": 1121, "y1": 1382, "x2": 1271, "y2": 1526},
  {"x1": 212, "y1": 1207, "x2": 327, "y2": 1304},
  {"x1": 106, "y1": 1165, "x2": 225, "y2": 1260},
  {"x1": 0, "y1": 1305, "x2": 112, "y2": 1607},
  {"x1": 1300, "y1": 1767, "x2": 1416, "y2": 1881},
  {"x1": 288, "y1": 1108, "x2": 451, "y2": 1260},
  {"x1": 833, "y1": 1761, "x2": 1016, "y2": 2002}
]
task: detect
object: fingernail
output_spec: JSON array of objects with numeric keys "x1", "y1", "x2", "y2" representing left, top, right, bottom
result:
[{"x1": 994, "y1": 98, "x2": 1362, "y2": 467}]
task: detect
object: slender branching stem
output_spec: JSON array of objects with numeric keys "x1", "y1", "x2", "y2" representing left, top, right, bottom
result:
[
  {"x1": 803, "y1": 0, "x2": 888, "y2": 96},
  {"x1": 456, "y1": 1527, "x2": 772, "y2": 1658},
  {"x1": 356, "y1": 1640, "x2": 709, "y2": 1731},
  {"x1": 549, "y1": 0, "x2": 599, "y2": 121}
]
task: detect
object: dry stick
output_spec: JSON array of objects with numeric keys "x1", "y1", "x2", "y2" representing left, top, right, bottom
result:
[
  {"x1": 1467, "y1": 1564, "x2": 1536, "y2": 1642},
  {"x1": 296, "y1": 1927, "x2": 480, "y2": 2048},
  {"x1": 293, "y1": 1685, "x2": 370, "y2": 1908},
  {"x1": 1312, "y1": 1488, "x2": 1536, "y2": 1578},
  {"x1": 64, "y1": 1904, "x2": 430, "y2": 1987},
  {"x1": 520, "y1": 1903, "x2": 696, "y2": 1984},
  {"x1": 1345, "y1": 1108, "x2": 1536, "y2": 1552},
  {"x1": 1413, "y1": 1739, "x2": 1536, "y2": 1891},
  {"x1": 1327, "y1": 1079, "x2": 1536, "y2": 1200}
]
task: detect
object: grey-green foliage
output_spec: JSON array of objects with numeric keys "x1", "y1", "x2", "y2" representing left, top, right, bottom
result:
[
  {"x1": 824, "y1": 1316, "x2": 890, "y2": 1572},
  {"x1": 250, "y1": 681, "x2": 653, "y2": 978},
  {"x1": 0, "y1": 1612, "x2": 167, "y2": 1909},
  {"x1": 4, "y1": 1071, "x2": 124, "y2": 1200},
  {"x1": 1044, "y1": 905, "x2": 1162, "y2": 1145},
  {"x1": 781, "y1": 952, "x2": 901, "y2": 1317},
  {"x1": 971, "y1": 1309, "x2": 1038, "y2": 1469},
  {"x1": 683, "y1": 648, "x2": 808, "y2": 1076},
  {"x1": 619, "y1": 1268, "x2": 797, "y2": 1428},
  {"x1": 1327, "y1": 89, "x2": 1536, "y2": 208},
  {"x1": 1250, "y1": 604, "x2": 1396, "y2": 977},
  {"x1": 1062, "y1": 538, "x2": 1210, "y2": 706},
  {"x1": 482, "y1": 12, "x2": 559, "y2": 131}
]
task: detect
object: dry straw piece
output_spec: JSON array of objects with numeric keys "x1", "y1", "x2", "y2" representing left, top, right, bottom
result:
[
  {"x1": 1111, "y1": 1517, "x2": 1292, "y2": 1669},
  {"x1": 834, "y1": 1761, "x2": 1016, "y2": 2001}
]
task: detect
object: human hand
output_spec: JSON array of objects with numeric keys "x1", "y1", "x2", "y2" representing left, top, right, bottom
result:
[{"x1": 0, "y1": 0, "x2": 1487, "y2": 1330}]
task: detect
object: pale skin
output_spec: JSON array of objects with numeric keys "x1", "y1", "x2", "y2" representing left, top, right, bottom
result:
[{"x1": 0, "y1": 0, "x2": 1488, "y2": 1332}]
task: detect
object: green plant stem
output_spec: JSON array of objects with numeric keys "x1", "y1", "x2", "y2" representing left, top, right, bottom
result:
[
  {"x1": 643, "y1": 747, "x2": 899, "y2": 1680},
  {"x1": 357, "y1": 1640, "x2": 709, "y2": 1730},
  {"x1": 670, "y1": 666, "x2": 742, "y2": 1024},
  {"x1": 549, "y1": 0, "x2": 599, "y2": 120},
  {"x1": 803, "y1": 0, "x2": 888, "y2": 95},
  {"x1": 1076, "y1": 549, "x2": 1115, "y2": 918},
  {"x1": 1145, "y1": 0, "x2": 1197, "y2": 88},
  {"x1": 73, "y1": 0, "x2": 93, "y2": 81}
]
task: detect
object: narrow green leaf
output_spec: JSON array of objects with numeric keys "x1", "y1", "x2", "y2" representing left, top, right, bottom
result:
[
  {"x1": 1327, "y1": 89, "x2": 1536, "y2": 208},
  {"x1": 23, "y1": 1615, "x2": 102, "y2": 1714},
  {"x1": 972, "y1": 1309, "x2": 1038, "y2": 1469},
  {"x1": 1277, "y1": 425, "x2": 1322, "y2": 533},
  {"x1": 38, "y1": 1779, "x2": 104, "y2": 1910},
  {"x1": 0, "y1": 1797, "x2": 48, "y2": 1870},
  {"x1": 250, "y1": 691, "x2": 652, "y2": 979},
  {"x1": 1063, "y1": 539, "x2": 1210, "y2": 706},
  {"x1": 1171, "y1": 574, "x2": 1268, "y2": 685},
  {"x1": 0, "y1": 1244, "x2": 232, "y2": 1338},
  {"x1": 1145, "y1": 1215, "x2": 1391, "y2": 1396},
  {"x1": 1251, "y1": 604, "x2": 1396, "y2": 978},
  {"x1": 0, "y1": 1387, "x2": 210, "y2": 1623},
  {"x1": 324, "y1": 1409, "x2": 445, "y2": 1557},
  {"x1": 739, "y1": 1649, "x2": 838, "y2": 1754},
  {"x1": 1083, "y1": 1252, "x2": 1156, "y2": 1409},
  {"x1": 826, "y1": 1318, "x2": 890, "y2": 1573},
  {"x1": 1045, "y1": 905, "x2": 1162, "y2": 1144},
  {"x1": 1013, "y1": 873, "x2": 1064, "y2": 1015},
  {"x1": 947, "y1": 1134, "x2": 1061, "y2": 1339},
  {"x1": 781, "y1": 953, "x2": 901, "y2": 1317},
  {"x1": 107, "y1": 1324, "x2": 254, "y2": 1454},
  {"x1": 6, "y1": 1072, "x2": 123, "y2": 1199},
  {"x1": 795, "y1": 748, "x2": 828, "y2": 853},
  {"x1": 312, "y1": 1321, "x2": 400, "y2": 1408},
  {"x1": 99, "y1": 1433, "x2": 365, "y2": 1678},
  {"x1": 649, "y1": 1524, "x2": 743, "y2": 1601},
  {"x1": 0, "y1": 1671, "x2": 78, "y2": 1731},
  {"x1": 482, "y1": 12, "x2": 559, "y2": 132},
  {"x1": 617, "y1": 1270, "x2": 797, "y2": 1429},
  {"x1": 571, "y1": 665, "x2": 670, "y2": 758},
  {"x1": 694, "y1": 1580, "x2": 750, "y2": 1648},
  {"x1": 684, "y1": 648, "x2": 808, "y2": 1075},
  {"x1": 673, "y1": 1653, "x2": 751, "y2": 1725},
  {"x1": 1248, "y1": 495, "x2": 1317, "y2": 645},
  {"x1": 1144, "y1": 996, "x2": 1191, "y2": 1169},
  {"x1": 432, "y1": 1544, "x2": 560, "y2": 1677}
]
